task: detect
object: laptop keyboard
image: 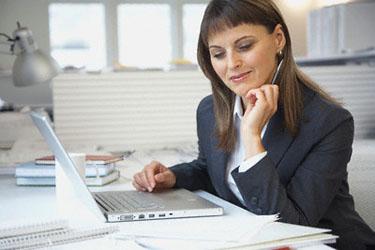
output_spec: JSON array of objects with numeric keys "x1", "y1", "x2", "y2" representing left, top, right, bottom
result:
[{"x1": 94, "y1": 191, "x2": 164, "y2": 212}]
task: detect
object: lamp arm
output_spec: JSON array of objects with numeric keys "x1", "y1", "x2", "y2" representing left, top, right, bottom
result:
[
  {"x1": 0, "y1": 33, "x2": 16, "y2": 55},
  {"x1": 0, "y1": 33, "x2": 14, "y2": 42}
]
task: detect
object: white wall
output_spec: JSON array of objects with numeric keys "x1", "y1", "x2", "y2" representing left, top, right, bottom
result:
[{"x1": 276, "y1": 0, "x2": 316, "y2": 57}]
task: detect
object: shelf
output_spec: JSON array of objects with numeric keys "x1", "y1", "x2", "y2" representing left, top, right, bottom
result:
[{"x1": 296, "y1": 51, "x2": 375, "y2": 66}]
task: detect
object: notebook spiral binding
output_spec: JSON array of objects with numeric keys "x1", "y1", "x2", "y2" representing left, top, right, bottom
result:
[{"x1": 0, "y1": 220, "x2": 118, "y2": 250}]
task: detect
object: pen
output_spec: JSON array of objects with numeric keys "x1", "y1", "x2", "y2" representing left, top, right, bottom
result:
[{"x1": 271, "y1": 59, "x2": 283, "y2": 85}]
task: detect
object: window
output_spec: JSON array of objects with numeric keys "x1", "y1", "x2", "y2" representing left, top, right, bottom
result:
[
  {"x1": 118, "y1": 4, "x2": 172, "y2": 69},
  {"x1": 49, "y1": 4, "x2": 106, "y2": 70},
  {"x1": 183, "y1": 4, "x2": 207, "y2": 63},
  {"x1": 48, "y1": 1, "x2": 209, "y2": 70}
]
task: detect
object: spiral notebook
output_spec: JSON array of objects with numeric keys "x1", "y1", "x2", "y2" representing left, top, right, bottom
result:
[{"x1": 0, "y1": 220, "x2": 118, "y2": 250}]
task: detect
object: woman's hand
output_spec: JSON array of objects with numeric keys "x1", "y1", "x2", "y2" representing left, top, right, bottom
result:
[
  {"x1": 132, "y1": 161, "x2": 176, "y2": 192},
  {"x1": 241, "y1": 84, "x2": 279, "y2": 159}
]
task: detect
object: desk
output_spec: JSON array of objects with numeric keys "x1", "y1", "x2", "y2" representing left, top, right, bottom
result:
[{"x1": 0, "y1": 173, "x2": 335, "y2": 249}]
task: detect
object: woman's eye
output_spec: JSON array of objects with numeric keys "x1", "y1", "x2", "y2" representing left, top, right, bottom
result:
[
  {"x1": 239, "y1": 44, "x2": 252, "y2": 50},
  {"x1": 212, "y1": 52, "x2": 225, "y2": 59}
]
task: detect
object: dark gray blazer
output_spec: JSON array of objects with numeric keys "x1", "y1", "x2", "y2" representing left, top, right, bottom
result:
[{"x1": 170, "y1": 88, "x2": 375, "y2": 250}]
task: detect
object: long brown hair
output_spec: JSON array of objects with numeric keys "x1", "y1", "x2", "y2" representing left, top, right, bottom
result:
[{"x1": 197, "y1": 0, "x2": 337, "y2": 152}]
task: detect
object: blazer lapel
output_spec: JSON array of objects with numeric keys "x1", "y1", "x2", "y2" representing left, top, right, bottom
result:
[
  {"x1": 262, "y1": 107, "x2": 295, "y2": 167},
  {"x1": 263, "y1": 86, "x2": 316, "y2": 167}
]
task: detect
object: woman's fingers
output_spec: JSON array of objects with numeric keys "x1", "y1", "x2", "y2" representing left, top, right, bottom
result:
[
  {"x1": 247, "y1": 84, "x2": 278, "y2": 111},
  {"x1": 140, "y1": 170, "x2": 153, "y2": 192},
  {"x1": 242, "y1": 85, "x2": 279, "y2": 135},
  {"x1": 260, "y1": 84, "x2": 278, "y2": 112},
  {"x1": 145, "y1": 161, "x2": 159, "y2": 189},
  {"x1": 132, "y1": 179, "x2": 146, "y2": 192},
  {"x1": 132, "y1": 161, "x2": 175, "y2": 192},
  {"x1": 245, "y1": 88, "x2": 267, "y2": 109},
  {"x1": 132, "y1": 172, "x2": 147, "y2": 191},
  {"x1": 132, "y1": 163, "x2": 156, "y2": 191},
  {"x1": 261, "y1": 85, "x2": 274, "y2": 106}
]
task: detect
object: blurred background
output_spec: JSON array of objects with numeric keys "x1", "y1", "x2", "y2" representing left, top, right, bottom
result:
[
  {"x1": 1, "y1": 0, "x2": 374, "y2": 108},
  {"x1": 0, "y1": 0, "x2": 374, "y2": 230}
]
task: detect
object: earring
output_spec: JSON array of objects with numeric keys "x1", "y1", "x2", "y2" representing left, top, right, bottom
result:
[{"x1": 278, "y1": 50, "x2": 283, "y2": 57}]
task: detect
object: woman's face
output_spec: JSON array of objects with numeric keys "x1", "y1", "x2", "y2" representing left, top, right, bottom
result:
[{"x1": 208, "y1": 24, "x2": 284, "y2": 97}]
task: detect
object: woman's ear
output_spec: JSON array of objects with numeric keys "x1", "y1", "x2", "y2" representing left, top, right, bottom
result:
[{"x1": 273, "y1": 24, "x2": 286, "y2": 52}]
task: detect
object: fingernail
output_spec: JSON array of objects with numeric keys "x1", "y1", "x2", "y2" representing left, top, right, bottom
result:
[{"x1": 148, "y1": 187, "x2": 152, "y2": 192}]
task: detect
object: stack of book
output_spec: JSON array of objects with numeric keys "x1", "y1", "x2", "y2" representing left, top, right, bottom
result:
[{"x1": 15, "y1": 155, "x2": 123, "y2": 186}]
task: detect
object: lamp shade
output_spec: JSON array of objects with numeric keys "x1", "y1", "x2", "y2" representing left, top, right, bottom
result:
[
  {"x1": 12, "y1": 49, "x2": 59, "y2": 87},
  {"x1": 11, "y1": 24, "x2": 59, "y2": 87}
]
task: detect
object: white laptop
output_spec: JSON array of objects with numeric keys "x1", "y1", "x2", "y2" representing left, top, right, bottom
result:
[{"x1": 30, "y1": 112, "x2": 223, "y2": 222}]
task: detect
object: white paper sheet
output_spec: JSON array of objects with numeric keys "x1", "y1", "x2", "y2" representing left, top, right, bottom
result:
[{"x1": 116, "y1": 214, "x2": 277, "y2": 243}]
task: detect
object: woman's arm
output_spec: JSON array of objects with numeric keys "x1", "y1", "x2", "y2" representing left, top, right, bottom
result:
[
  {"x1": 232, "y1": 110, "x2": 354, "y2": 226},
  {"x1": 170, "y1": 96, "x2": 216, "y2": 193},
  {"x1": 170, "y1": 143, "x2": 215, "y2": 193}
]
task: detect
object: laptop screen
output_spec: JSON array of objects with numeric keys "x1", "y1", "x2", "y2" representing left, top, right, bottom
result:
[{"x1": 30, "y1": 111, "x2": 105, "y2": 221}]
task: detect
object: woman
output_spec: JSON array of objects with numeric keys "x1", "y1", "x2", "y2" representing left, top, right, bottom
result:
[{"x1": 133, "y1": 0, "x2": 375, "y2": 249}]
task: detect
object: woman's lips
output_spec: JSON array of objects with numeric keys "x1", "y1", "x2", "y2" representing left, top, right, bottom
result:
[{"x1": 230, "y1": 71, "x2": 251, "y2": 83}]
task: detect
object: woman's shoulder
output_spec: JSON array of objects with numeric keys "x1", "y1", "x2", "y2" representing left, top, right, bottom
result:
[
  {"x1": 197, "y1": 95, "x2": 214, "y2": 113},
  {"x1": 303, "y1": 87, "x2": 353, "y2": 126}
]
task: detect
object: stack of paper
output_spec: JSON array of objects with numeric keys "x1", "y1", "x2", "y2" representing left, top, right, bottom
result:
[
  {"x1": 111, "y1": 191, "x2": 337, "y2": 249},
  {"x1": 114, "y1": 214, "x2": 277, "y2": 249}
]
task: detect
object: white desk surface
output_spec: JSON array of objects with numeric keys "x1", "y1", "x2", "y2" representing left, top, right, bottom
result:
[{"x1": 0, "y1": 171, "x2": 335, "y2": 250}]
